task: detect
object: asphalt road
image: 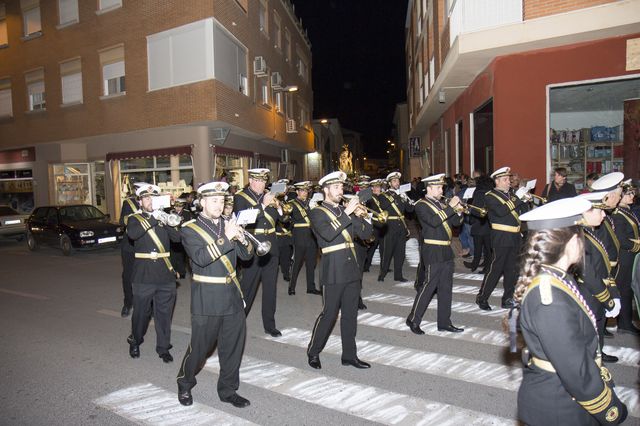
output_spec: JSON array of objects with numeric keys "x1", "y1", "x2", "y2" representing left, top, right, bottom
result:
[{"x1": 1, "y1": 237, "x2": 639, "y2": 425}]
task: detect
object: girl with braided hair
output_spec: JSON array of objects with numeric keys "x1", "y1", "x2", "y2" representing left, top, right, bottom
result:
[{"x1": 516, "y1": 198, "x2": 627, "y2": 425}]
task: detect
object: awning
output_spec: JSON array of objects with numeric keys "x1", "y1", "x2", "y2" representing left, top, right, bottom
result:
[
  {"x1": 106, "y1": 145, "x2": 192, "y2": 161},
  {"x1": 212, "y1": 146, "x2": 253, "y2": 157}
]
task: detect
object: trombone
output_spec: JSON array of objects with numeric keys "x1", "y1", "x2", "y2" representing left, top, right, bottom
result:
[{"x1": 340, "y1": 195, "x2": 389, "y2": 223}]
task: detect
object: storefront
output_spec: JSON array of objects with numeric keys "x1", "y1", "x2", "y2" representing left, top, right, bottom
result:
[{"x1": 0, "y1": 147, "x2": 36, "y2": 214}]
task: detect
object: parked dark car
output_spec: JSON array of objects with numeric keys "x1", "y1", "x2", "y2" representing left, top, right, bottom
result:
[
  {"x1": 26, "y1": 204, "x2": 124, "y2": 255},
  {"x1": 0, "y1": 205, "x2": 29, "y2": 240}
]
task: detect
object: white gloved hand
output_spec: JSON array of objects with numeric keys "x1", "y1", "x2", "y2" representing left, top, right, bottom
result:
[{"x1": 605, "y1": 298, "x2": 621, "y2": 318}]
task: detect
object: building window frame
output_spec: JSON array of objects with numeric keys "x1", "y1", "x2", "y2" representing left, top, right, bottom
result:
[
  {"x1": 57, "y1": 0, "x2": 79, "y2": 28},
  {"x1": 24, "y1": 68, "x2": 45, "y2": 112},
  {"x1": 21, "y1": 0, "x2": 42, "y2": 39},
  {"x1": 0, "y1": 3, "x2": 8, "y2": 47},
  {"x1": 0, "y1": 78, "x2": 12, "y2": 118},
  {"x1": 273, "y1": 11, "x2": 281, "y2": 51},
  {"x1": 96, "y1": 0, "x2": 122, "y2": 15},
  {"x1": 283, "y1": 28, "x2": 291, "y2": 63},
  {"x1": 259, "y1": 0, "x2": 268, "y2": 36},
  {"x1": 60, "y1": 58, "x2": 83, "y2": 106},
  {"x1": 99, "y1": 45, "x2": 126, "y2": 98}
]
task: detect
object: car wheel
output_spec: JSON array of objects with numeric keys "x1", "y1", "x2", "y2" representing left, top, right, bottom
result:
[
  {"x1": 60, "y1": 235, "x2": 74, "y2": 256},
  {"x1": 26, "y1": 232, "x2": 38, "y2": 251}
]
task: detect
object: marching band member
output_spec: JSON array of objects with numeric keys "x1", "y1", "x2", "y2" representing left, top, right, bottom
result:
[
  {"x1": 378, "y1": 172, "x2": 413, "y2": 282},
  {"x1": 476, "y1": 167, "x2": 530, "y2": 311},
  {"x1": 287, "y1": 181, "x2": 320, "y2": 295},
  {"x1": 406, "y1": 174, "x2": 464, "y2": 334},
  {"x1": 168, "y1": 198, "x2": 191, "y2": 279},
  {"x1": 611, "y1": 179, "x2": 640, "y2": 335},
  {"x1": 273, "y1": 179, "x2": 293, "y2": 284},
  {"x1": 126, "y1": 184, "x2": 181, "y2": 363},
  {"x1": 591, "y1": 172, "x2": 624, "y2": 281},
  {"x1": 177, "y1": 181, "x2": 254, "y2": 408},
  {"x1": 516, "y1": 197, "x2": 627, "y2": 425},
  {"x1": 364, "y1": 178, "x2": 386, "y2": 273},
  {"x1": 118, "y1": 180, "x2": 143, "y2": 318},
  {"x1": 307, "y1": 171, "x2": 373, "y2": 370},
  {"x1": 233, "y1": 168, "x2": 283, "y2": 337},
  {"x1": 222, "y1": 195, "x2": 234, "y2": 220}
]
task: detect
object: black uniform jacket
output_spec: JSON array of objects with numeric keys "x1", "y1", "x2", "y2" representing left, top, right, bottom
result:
[
  {"x1": 127, "y1": 212, "x2": 181, "y2": 284},
  {"x1": 519, "y1": 266, "x2": 626, "y2": 425},
  {"x1": 597, "y1": 216, "x2": 620, "y2": 278},
  {"x1": 484, "y1": 189, "x2": 529, "y2": 247},
  {"x1": 612, "y1": 207, "x2": 640, "y2": 260},
  {"x1": 469, "y1": 182, "x2": 491, "y2": 236},
  {"x1": 233, "y1": 188, "x2": 283, "y2": 256},
  {"x1": 119, "y1": 197, "x2": 139, "y2": 251},
  {"x1": 580, "y1": 226, "x2": 619, "y2": 314},
  {"x1": 181, "y1": 215, "x2": 253, "y2": 316},
  {"x1": 415, "y1": 197, "x2": 463, "y2": 264},
  {"x1": 366, "y1": 194, "x2": 387, "y2": 229},
  {"x1": 288, "y1": 197, "x2": 316, "y2": 247},
  {"x1": 379, "y1": 190, "x2": 413, "y2": 235},
  {"x1": 310, "y1": 203, "x2": 373, "y2": 285}
]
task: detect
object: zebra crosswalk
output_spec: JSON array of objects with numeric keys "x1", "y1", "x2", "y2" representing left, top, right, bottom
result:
[{"x1": 96, "y1": 258, "x2": 640, "y2": 425}]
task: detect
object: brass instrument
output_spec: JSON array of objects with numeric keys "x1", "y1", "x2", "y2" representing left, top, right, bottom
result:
[
  {"x1": 241, "y1": 229, "x2": 271, "y2": 256},
  {"x1": 442, "y1": 197, "x2": 487, "y2": 217},
  {"x1": 269, "y1": 193, "x2": 293, "y2": 215},
  {"x1": 155, "y1": 210, "x2": 182, "y2": 227},
  {"x1": 341, "y1": 195, "x2": 388, "y2": 223},
  {"x1": 530, "y1": 193, "x2": 547, "y2": 204}
]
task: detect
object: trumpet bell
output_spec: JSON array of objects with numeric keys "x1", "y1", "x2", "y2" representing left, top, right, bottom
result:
[{"x1": 256, "y1": 240, "x2": 272, "y2": 256}]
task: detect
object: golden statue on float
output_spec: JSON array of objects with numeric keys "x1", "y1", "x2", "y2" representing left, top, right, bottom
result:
[{"x1": 339, "y1": 144, "x2": 353, "y2": 174}]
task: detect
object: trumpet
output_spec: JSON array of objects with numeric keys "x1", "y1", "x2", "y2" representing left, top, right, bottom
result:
[
  {"x1": 530, "y1": 193, "x2": 547, "y2": 204},
  {"x1": 155, "y1": 210, "x2": 182, "y2": 227},
  {"x1": 340, "y1": 195, "x2": 389, "y2": 223},
  {"x1": 442, "y1": 198, "x2": 487, "y2": 217},
  {"x1": 269, "y1": 194, "x2": 293, "y2": 215},
  {"x1": 240, "y1": 229, "x2": 272, "y2": 256}
]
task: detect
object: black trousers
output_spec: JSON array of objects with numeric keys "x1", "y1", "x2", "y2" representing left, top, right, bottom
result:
[
  {"x1": 364, "y1": 228, "x2": 385, "y2": 272},
  {"x1": 169, "y1": 242, "x2": 187, "y2": 276},
  {"x1": 307, "y1": 280, "x2": 360, "y2": 360},
  {"x1": 131, "y1": 281, "x2": 176, "y2": 354},
  {"x1": 616, "y1": 252, "x2": 636, "y2": 330},
  {"x1": 277, "y1": 236, "x2": 293, "y2": 279},
  {"x1": 468, "y1": 233, "x2": 491, "y2": 270},
  {"x1": 290, "y1": 242, "x2": 318, "y2": 291},
  {"x1": 477, "y1": 246, "x2": 517, "y2": 304},
  {"x1": 240, "y1": 253, "x2": 278, "y2": 331},
  {"x1": 409, "y1": 260, "x2": 454, "y2": 327},
  {"x1": 380, "y1": 228, "x2": 406, "y2": 280},
  {"x1": 121, "y1": 247, "x2": 135, "y2": 308},
  {"x1": 177, "y1": 310, "x2": 246, "y2": 399}
]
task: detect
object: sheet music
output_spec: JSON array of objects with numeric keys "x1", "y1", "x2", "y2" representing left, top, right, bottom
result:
[{"x1": 235, "y1": 208, "x2": 259, "y2": 226}]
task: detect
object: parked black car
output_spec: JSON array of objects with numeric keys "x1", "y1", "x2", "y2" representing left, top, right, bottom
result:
[{"x1": 26, "y1": 204, "x2": 124, "y2": 255}]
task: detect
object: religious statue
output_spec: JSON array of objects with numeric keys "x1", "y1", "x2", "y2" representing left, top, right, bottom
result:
[{"x1": 338, "y1": 144, "x2": 353, "y2": 174}]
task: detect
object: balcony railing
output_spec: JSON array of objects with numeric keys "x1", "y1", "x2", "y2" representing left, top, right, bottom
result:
[{"x1": 449, "y1": 0, "x2": 523, "y2": 47}]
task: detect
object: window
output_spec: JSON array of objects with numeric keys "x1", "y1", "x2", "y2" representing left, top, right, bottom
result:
[
  {"x1": 259, "y1": 0, "x2": 268, "y2": 35},
  {"x1": 259, "y1": 77, "x2": 270, "y2": 106},
  {"x1": 213, "y1": 23, "x2": 248, "y2": 96},
  {"x1": 0, "y1": 78, "x2": 12, "y2": 117},
  {"x1": 119, "y1": 155, "x2": 194, "y2": 199},
  {"x1": 273, "y1": 12, "x2": 281, "y2": 50},
  {"x1": 21, "y1": 0, "x2": 41, "y2": 37},
  {"x1": 299, "y1": 103, "x2": 309, "y2": 128},
  {"x1": 60, "y1": 58, "x2": 82, "y2": 104},
  {"x1": 297, "y1": 56, "x2": 308, "y2": 82},
  {"x1": 99, "y1": 45, "x2": 125, "y2": 96},
  {"x1": 275, "y1": 91, "x2": 283, "y2": 113},
  {"x1": 0, "y1": 4, "x2": 8, "y2": 46},
  {"x1": 25, "y1": 68, "x2": 45, "y2": 111},
  {"x1": 98, "y1": 0, "x2": 121, "y2": 12},
  {"x1": 58, "y1": 0, "x2": 78, "y2": 26},
  {"x1": 283, "y1": 29, "x2": 291, "y2": 62}
]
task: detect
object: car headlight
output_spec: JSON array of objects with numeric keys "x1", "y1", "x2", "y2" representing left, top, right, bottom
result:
[
  {"x1": 79, "y1": 231, "x2": 94, "y2": 237},
  {"x1": 116, "y1": 227, "x2": 123, "y2": 233}
]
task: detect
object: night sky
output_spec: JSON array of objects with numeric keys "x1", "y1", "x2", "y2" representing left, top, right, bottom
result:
[{"x1": 291, "y1": 0, "x2": 409, "y2": 157}]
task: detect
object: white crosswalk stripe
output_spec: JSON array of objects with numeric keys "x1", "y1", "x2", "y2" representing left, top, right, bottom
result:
[
  {"x1": 394, "y1": 281, "x2": 505, "y2": 298},
  {"x1": 204, "y1": 355, "x2": 516, "y2": 425},
  {"x1": 94, "y1": 383, "x2": 258, "y2": 425},
  {"x1": 363, "y1": 292, "x2": 509, "y2": 317}
]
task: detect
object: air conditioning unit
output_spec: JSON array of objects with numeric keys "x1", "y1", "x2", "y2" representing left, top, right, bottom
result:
[
  {"x1": 286, "y1": 118, "x2": 297, "y2": 133},
  {"x1": 271, "y1": 72, "x2": 283, "y2": 90},
  {"x1": 253, "y1": 56, "x2": 267, "y2": 76}
]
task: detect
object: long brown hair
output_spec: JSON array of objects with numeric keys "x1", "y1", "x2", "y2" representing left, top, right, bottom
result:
[{"x1": 514, "y1": 226, "x2": 584, "y2": 303}]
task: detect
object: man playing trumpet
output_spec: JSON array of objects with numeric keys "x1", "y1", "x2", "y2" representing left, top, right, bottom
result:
[
  {"x1": 406, "y1": 174, "x2": 465, "y2": 334},
  {"x1": 177, "y1": 181, "x2": 254, "y2": 408}
]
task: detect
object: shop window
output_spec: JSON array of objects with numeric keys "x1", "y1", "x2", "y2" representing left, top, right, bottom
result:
[
  {"x1": 548, "y1": 77, "x2": 640, "y2": 189},
  {"x1": 60, "y1": 58, "x2": 83, "y2": 105},
  {"x1": 214, "y1": 153, "x2": 248, "y2": 188},
  {"x1": 99, "y1": 45, "x2": 125, "y2": 97},
  {"x1": 52, "y1": 163, "x2": 91, "y2": 205},
  {"x1": 0, "y1": 169, "x2": 34, "y2": 213},
  {"x1": 0, "y1": 78, "x2": 12, "y2": 117},
  {"x1": 0, "y1": 3, "x2": 8, "y2": 47},
  {"x1": 25, "y1": 68, "x2": 45, "y2": 111},
  {"x1": 58, "y1": 0, "x2": 78, "y2": 26},
  {"x1": 21, "y1": 0, "x2": 41, "y2": 38},
  {"x1": 119, "y1": 154, "x2": 194, "y2": 199},
  {"x1": 98, "y1": 0, "x2": 121, "y2": 13}
]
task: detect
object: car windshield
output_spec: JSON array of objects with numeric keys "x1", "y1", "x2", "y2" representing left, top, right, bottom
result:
[
  {"x1": 59, "y1": 206, "x2": 105, "y2": 221},
  {"x1": 0, "y1": 206, "x2": 19, "y2": 216}
]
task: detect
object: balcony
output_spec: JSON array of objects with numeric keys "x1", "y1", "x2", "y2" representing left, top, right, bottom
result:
[{"x1": 449, "y1": 0, "x2": 523, "y2": 47}]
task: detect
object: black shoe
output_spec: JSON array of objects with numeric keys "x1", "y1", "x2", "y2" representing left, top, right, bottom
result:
[
  {"x1": 159, "y1": 352, "x2": 173, "y2": 363},
  {"x1": 178, "y1": 387, "x2": 193, "y2": 406},
  {"x1": 604, "y1": 328, "x2": 614, "y2": 338},
  {"x1": 341, "y1": 358, "x2": 371, "y2": 369},
  {"x1": 617, "y1": 326, "x2": 640, "y2": 336},
  {"x1": 307, "y1": 289, "x2": 322, "y2": 295},
  {"x1": 463, "y1": 261, "x2": 477, "y2": 272},
  {"x1": 308, "y1": 354, "x2": 321, "y2": 369},
  {"x1": 601, "y1": 353, "x2": 619, "y2": 363},
  {"x1": 501, "y1": 299, "x2": 516, "y2": 309},
  {"x1": 265, "y1": 328, "x2": 282, "y2": 337},
  {"x1": 363, "y1": 268, "x2": 370, "y2": 272},
  {"x1": 288, "y1": 287, "x2": 295, "y2": 295},
  {"x1": 283, "y1": 275, "x2": 291, "y2": 282},
  {"x1": 220, "y1": 393, "x2": 250, "y2": 408},
  {"x1": 377, "y1": 276, "x2": 384, "y2": 282},
  {"x1": 462, "y1": 253, "x2": 472, "y2": 259},
  {"x1": 476, "y1": 300, "x2": 492, "y2": 311},
  {"x1": 121, "y1": 305, "x2": 132, "y2": 317},
  {"x1": 438, "y1": 324, "x2": 464, "y2": 333},
  {"x1": 406, "y1": 318, "x2": 425, "y2": 335},
  {"x1": 358, "y1": 300, "x2": 367, "y2": 310},
  {"x1": 129, "y1": 343, "x2": 140, "y2": 358},
  {"x1": 396, "y1": 277, "x2": 409, "y2": 283}
]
